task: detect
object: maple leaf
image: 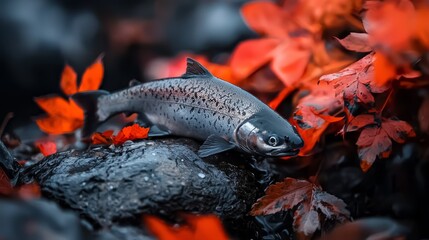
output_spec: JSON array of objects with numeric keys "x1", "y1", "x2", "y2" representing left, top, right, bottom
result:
[
  {"x1": 320, "y1": 53, "x2": 390, "y2": 113},
  {"x1": 35, "y1": 140, "x2": 57, "y2": 156},
  {"x1": 143, "y1": 215, "x2": 228, "y2": 240},
  {"x1": 16, "y1": 182, "x2": 41, "y2": 200},
  {"x1": 336, "y1": 33, "x2": 372, "y2": 53},
  {"x1": 35, "y1": 56, "x2": 104, "y2": 134},
  {"x1": 293, "y1": 83, "x2": 344, "y2": 155},
  {"x1": 91, "y1": 130, "x2": 114, "y2": 145},
  {"x1": 91, "y1": 124, "x2": 149, "y2": 146},
  {"x1": 345, "y1": 114, "x2": 416, "y2": 171},
  {"x1": 251, "y1": 178, "x2": 350, "y2": 237}
]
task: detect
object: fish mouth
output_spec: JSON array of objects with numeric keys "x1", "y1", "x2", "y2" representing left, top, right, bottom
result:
[{"x1": 266, "y1": 148, "x2": 300, "y2": 157}]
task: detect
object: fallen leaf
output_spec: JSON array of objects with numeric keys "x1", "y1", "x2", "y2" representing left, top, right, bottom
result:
[
  {"x1": 251, "y1": 178, "x2": 349, "y2": 237},
  {"x1": 143, "y1": 215, "x2": 228, "y2": 240},
  {"x1": 293, "y1": 83, "x2": 344, "y2": 154},
  {"x1": 241, "y1": 1, "x2": 288, "y2": 38},
  {"x1": 336, "y1": 33, "x2": 372, "y2": 52},
  {"x1": 35, "y1": 56, "x2": 104, "y2": 135},
  {"x1": 113, "y1": 124, "x2": 150, "y2": 145},
  {"x1": 320, "y1": 53, "x2": 390, "y2": 113},
  {"x1": 356, "y1": 117, "x2": 415, "y2": 171},
  {"x1": 91, "y1": 130, "x2": 114, "y2": 145},
  {"x1": 36, "y1": 141, "x2": 57, "y2": 156},
  {"x1": 230, "y1": 38, "x2": 280, "y2": 80},
  {"x1": 60, "y1": 65, "x2": 78, "y2": 95},
  {"x1": 78, "y1": 56, "x2": 104, "y2": 92}
]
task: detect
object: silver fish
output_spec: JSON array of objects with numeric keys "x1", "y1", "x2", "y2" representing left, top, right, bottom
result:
[{"x1": 72, "y1": 58, "x2": 303, "y2": 157}]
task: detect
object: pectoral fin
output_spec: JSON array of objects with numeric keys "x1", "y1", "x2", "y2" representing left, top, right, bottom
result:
[
  {"x1": 198, "y1": 135, "x2": 236, "y2": 158},
  {"x1": 148, "y1": 125, "x2": 171, "y2": 137}
]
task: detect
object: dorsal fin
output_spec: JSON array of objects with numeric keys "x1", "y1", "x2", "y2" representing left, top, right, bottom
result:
[
  {"x1": 129, "y1": 79, "x2": 141, "y2": 87},
  {"x1": 182, "y1": 58, "x2": 213, "y2": 78}
]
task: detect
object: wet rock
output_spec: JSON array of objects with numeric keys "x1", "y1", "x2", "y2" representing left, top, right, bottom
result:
[
  {"x1": 0, "y1": 199, "x2": 84, "y2": 240},
  {"x1": 19, "y1": 138, "x2": 263, "y2": 229},
  {"x1": 95, "y1": 226, "x2": 154, "y2": 240}
]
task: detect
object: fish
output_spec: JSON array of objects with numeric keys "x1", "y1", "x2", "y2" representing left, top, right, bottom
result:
[{"x1": 72, "y1": 58, "x2": 304, "y2": 157}]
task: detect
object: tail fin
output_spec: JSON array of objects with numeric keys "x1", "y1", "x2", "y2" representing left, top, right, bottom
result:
[{"x1": 71, "y1": 90, "x2": 109, "y2": 138}]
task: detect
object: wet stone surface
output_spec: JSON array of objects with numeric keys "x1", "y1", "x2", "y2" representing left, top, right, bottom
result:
[{"x1": 20, "y1": 138, "x2": 264, "y2": 232}]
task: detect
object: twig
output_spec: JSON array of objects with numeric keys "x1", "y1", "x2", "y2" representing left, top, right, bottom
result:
[{"x1": 0, "y1": 112, "x2": 14, "y2": 137}]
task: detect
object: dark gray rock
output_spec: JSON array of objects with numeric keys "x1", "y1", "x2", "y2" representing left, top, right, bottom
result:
[
  {"x1": 0, "y1": 199, "x2": 83, "y2": 240},
  {"x1": 20, "y1": 138, "x2": 263, "y2": 229}
]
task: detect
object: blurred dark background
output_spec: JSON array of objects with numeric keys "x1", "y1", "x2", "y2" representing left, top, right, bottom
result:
[{"x1": 0, "y1": 0, "x2": 254, "y2": 126}]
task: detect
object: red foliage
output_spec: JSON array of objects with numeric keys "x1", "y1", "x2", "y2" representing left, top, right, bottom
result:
[
  {"x1": 143, "y1": 215, "x2": 228, "y2": 240},
  {"x1": 35, "y1": 140, "x2": 57, "y2": 156},
  {"x1": 346, "y1": 115, "x2": 416, "y2": 171},
  {"x1": 0, "y1": 168, "x2": 41, "y2": 199},
  {"x1": 251, "y1": 178, "x2": 349, "y2": 237},
  {"x1": 91, "y1": 124, "x2": 150, "y2": 146},
  {"x1": 35, "y1": 56, "x2": 104, "y2": 134}
]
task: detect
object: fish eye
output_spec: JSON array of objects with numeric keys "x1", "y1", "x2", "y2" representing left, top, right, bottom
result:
[{"x1": 267, "y1": 136, "x2": 278, "y2": 146}]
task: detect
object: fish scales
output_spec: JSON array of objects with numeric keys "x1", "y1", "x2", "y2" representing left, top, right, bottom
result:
[
  {"x1": 97, "y1": 77, "x2": 265, "y2": 141},
  {"x1": 72, "y1": 58, "x2": 303, "y2": 158}
]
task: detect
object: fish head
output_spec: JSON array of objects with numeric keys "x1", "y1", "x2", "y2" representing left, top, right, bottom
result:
[{"x1": 234, "y1": 111, "x2": 303, "y2": 157}]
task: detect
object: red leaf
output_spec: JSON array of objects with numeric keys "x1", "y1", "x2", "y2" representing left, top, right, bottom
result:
[
  {"x1": 336, "y1": 33, "x2": 372, "y2": 52},
  {"x1": 346, "y1": 114, "x2": 375, "y2": 132},
  {"x1": 60, "y1": 65, "x2": 78, "y2": 96},
  {"x1": 78, "y1": 56, "x2": 104, "y2": 92},
  {"x1": 251, "y1": 178, "x2": 349, "y2": 237},
  {"x1": 35, "y1": 116, "x2": 83, "y2": 135},
  {"x1": 113, "y1": 124, "x2": 150, "y2": 145},
  {"x1": 36, "y1": 141, "x2": 57, "y2": 156},
  {"x1": 271, "y1": 41, "x2": 311, "y2": 87},
  {"x1": 356, "y1": 118, "x2": 415, "y2": 172},
  {"x1": 293, "y1": 84, "x2": 344, "y2": 154},
  {"x1": 91, "y1": 130, "x2": 114, "y2": 145},
  {"x1": 0, "y1": 168, "x2": 13, "y2": 196},
  {"x1": 230, "y1": 38, "x2": 279, "y2": 80},
  {"x1": 241, "y1": 1, "x2": 287, "y2": 38},
  {"x1": 143, "y1": 215, "x2": 228, "y2": 240},
  {"x1": 35, "y1": 96, "x2": 83, "y2": 120},
  {"x1": 373, "y1": 52, "x2": 397, "y2": 87},
  {"x1": 363, "y1": 0, "x2": 416, "y2": 52},
  {"x1": 320, "y1": 53, "x2": 390, "y2": 110}
]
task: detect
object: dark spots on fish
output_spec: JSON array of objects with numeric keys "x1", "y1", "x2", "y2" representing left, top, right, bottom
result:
[
  {"x1": 242, "y1": 111, "x2": 246, "y2": 116},
  {"x1": 190, "y1": 107, "x2": 195, "y2": 113}
]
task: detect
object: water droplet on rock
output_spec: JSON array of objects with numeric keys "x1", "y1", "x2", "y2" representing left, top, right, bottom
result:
[{"x1": 198, "y1": 173, "x2": 206, "y2": 178}]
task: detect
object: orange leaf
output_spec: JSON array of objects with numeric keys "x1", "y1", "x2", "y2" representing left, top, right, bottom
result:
[
  {"x1": 35, "y1": 116, "x2": 83, "y2": 135},
  {"x1": 241, "y1": 1, "x2": 287, "y2": 38},
  {"x1": 230, "y1": 38, "x2": 279, "y2": 80},
  {"x1": 36, "y1": 141, "x2": 57, "y2": 156},
  {"x1": 35, "y1": 96, "x2": 83, "y2": 121},
  {"x1": 373, "y1": 52, "x2": 397, "y2": 87},
  {"x1": 113, "y1": 124, "x2": 150, "y2": 145},
  {"x1": 91, "y1": 130, "x2": 114, "y2": 145},
  {"x1": 79, "y1": 56, "x2": 104, "y2": 92},
  {"x1": 336, "y1": 33, "x2": 372, "y2": 52},
  {"x1": 144, "y1": 215, "x2": 228, "y2": 240},
  {"x1": 271, "y1": 42, "x2": 311, "y2": 87},
  {"x1": 60, "y1": 64, "x2": 78, "y2": 95}
]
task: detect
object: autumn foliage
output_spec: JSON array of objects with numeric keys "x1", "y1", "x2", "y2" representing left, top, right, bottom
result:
[
  {"x1": 35, "y1": 56, "x2": 104, "y2": 134},
  {"x1": 22, "y1": 0, "x2": 429, "y2": 239}
]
